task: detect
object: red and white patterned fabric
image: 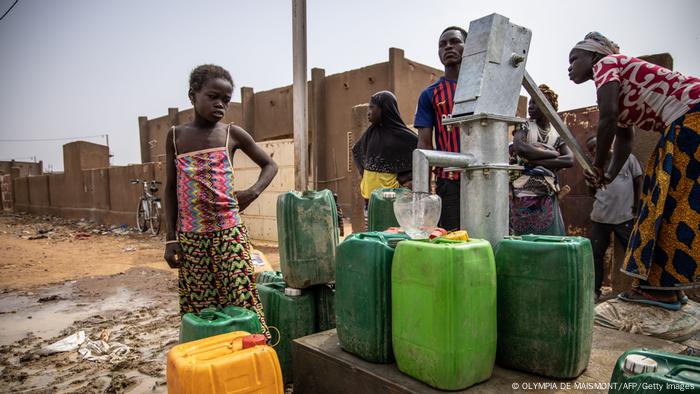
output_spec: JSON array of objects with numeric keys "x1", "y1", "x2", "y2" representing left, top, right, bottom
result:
[{"x1": 593, "y1": 54, "x2": 700, "y2": 133}]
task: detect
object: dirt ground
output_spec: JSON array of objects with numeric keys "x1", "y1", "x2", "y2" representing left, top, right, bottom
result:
[{"x1": 0, "y1": 212, "x2": 281, "y2": 393}]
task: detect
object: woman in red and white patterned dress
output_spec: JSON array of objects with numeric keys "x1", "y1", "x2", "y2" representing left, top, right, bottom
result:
[{"x1": 568, "y1": 32, "x2": 700, "y2": 310}]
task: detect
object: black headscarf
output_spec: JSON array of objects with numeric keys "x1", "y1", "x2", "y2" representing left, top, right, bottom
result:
[{"x1": 352, "y1": 91, "x2": 418, "y2": 176}]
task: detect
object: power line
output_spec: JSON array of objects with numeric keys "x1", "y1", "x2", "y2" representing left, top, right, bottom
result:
[
  {"x1": 0, "y1": 134, "x2": 107, "y2": 142},
  {"x1": 0, "y1": 0, "x2": 19, "y2": 22}
]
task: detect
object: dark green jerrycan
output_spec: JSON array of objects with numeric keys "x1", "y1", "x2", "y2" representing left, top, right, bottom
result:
[
  {"x1": 609, "y1": 349, "x2": 700, "y2": 393},
  {"x1": 257, "y1": 282, "x2": 316, "y2": 383},
  {"x1": 495, "y1": 235, "x2": 593, "y2": 378},
  {"x1": 312, "y1": 283, "x2": 336, "y2": 332},
  {"x1": 367, "y1": 188, "x2": 408, "y2": 232},
  {"x1": 277, "y1": 189, "x2": 339, "y2": 289},
  {"x1": 179, "y1": 306, "x2": 262, "y2": 343},
  {"x1": 392, "y1": 238, "x2": 497, "y2": 390},
  {"x1": 336, "y1": 232, "x2": 409, "y2": 363}
]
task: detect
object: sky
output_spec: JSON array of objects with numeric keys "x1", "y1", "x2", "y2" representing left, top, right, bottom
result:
[{"x1": 0, "y1": 0, "x2": 698, "y2": 171}]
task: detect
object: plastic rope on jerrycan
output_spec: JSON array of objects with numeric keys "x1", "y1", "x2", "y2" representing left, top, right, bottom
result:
[
  {"x1": 276, "y1": 189, "x2": 339, "y2": 289},
  {"x1": 180, "y1": 306, "x2": 263, "y2": 343},
  {"x1": 495, "y1": 235, "x2": 593, "y2": 378},
  {"x1": 167, "y1": 331, "x2": 283, "y2": 394},
  {"x1": 336, "y1": 231, "x2": 409, "y2": 363},
  {"x1": 367, "y1": 188, "x2": 409, "y2": 232},
  {"x1": 392, "y1": 238, "x2": 497, "y2": 390},
  {"x1": 609, "y1": 349, "x2": 700, "y2": 393},
  {"x1": 257, "y1": 281, "x2": 316, "y2": 384}
]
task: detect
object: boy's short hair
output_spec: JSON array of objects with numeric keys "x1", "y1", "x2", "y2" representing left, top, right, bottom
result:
[
  {"x1": 440, "y1": 26, "x2": 468, "y2": 42},
  {"x1": 189, "y1": 64, "x2": 234, "y2": 93}
]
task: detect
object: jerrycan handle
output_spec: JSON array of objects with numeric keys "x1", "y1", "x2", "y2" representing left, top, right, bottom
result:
[
  {"x1": 430, "y1": 237, "x2": 465, "y2": 244},
  {"x1": 666, "y1": 364, "x2": 700, "y2": 378},
  {"x1": 522, "y1": 234, "x2": 573, "y2": 243},
  {"x1": 355, "y1": 232, "x2": 387, "y2": 244},
  {"x1": 199, "y1": 308, "x2": 229, "y2": 321}
]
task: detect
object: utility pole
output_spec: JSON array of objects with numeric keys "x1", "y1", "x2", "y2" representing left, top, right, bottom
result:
[{"x1": 292, "y1": 0, "x2": 308, "y2": 191}]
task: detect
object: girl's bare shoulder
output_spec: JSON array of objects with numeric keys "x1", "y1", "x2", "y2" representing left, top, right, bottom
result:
[{"x1": 228, "y1": 124, "x2": 254, "y2": 146}]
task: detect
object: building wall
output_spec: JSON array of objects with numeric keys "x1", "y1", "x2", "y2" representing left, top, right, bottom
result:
[
  {"x1": 0, "y1": 161, "x2": 42, "y2": 177},
  {"x1": 253, "y1": 86, "x2": 294, "y2": 141}
]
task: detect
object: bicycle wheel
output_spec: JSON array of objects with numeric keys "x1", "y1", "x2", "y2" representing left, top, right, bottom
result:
[
  {"x1": 148, "y1": 200, "x2": 161, "y2": 236},
  {"x1": 136, "y1": 198, "x2": 147, "y2": 232}
]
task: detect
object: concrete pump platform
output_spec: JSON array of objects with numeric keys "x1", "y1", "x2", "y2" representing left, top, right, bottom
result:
[{"x1": 293, "y1": 327, "x2": 686, "y2": 393}]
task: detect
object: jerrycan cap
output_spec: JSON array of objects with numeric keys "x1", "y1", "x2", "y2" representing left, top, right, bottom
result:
[
  {"x1": 623, "y1": 354, "x2": 658, "y2": 375},
  {"x1": 284, "y1": 287, "x2": 302, "y2": 296},
  {"x1": 382, "y1": 191, "x2": 396, "y2": 199},
  {"x1": 242, "y1": 334, "x2": 267, "y2": 349}
]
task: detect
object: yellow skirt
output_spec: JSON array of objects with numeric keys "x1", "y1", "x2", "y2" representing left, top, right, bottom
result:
[{"x1": 360, "y1": 170, "x2": 400, "y2": 199}]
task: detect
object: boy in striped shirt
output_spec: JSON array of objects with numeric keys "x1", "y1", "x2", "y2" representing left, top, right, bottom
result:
[{"x1": 414, "y1": 26, "x2": 467, "y2": 231}]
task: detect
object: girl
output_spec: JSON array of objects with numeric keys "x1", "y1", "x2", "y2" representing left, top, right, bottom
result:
[
  {"x1": 510, "y1": 84, "x2": 573, "y2": 235},
  {"x1": 352, "y1": 90, "x2": 418, "y2": 199},
  {"x1": 569, "y1": 32, "x2": 700, "y2": 310},
  {"x1": 163, "y1": 64, "x2": 278, "y2": 337}
]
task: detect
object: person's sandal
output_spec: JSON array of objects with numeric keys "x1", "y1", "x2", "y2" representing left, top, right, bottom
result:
[
  {"x1": 677, "y1": 290, "x2": 689, "y2": 305},
  {"x1": 617, "y1": 288, "x2": 681, "y2": 311}
]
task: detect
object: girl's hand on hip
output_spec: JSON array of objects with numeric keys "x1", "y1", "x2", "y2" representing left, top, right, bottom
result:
[
  {"x1": 164, "y1": 242, "x2": 182, "y2": 269},
  {"x1": 235, "y1": 189, "x2": 259, "y2": 212}
]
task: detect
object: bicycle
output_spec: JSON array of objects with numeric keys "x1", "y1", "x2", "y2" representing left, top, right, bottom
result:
[{"x1": 130, "y1": 179, "x2": 162, "y2": 235}]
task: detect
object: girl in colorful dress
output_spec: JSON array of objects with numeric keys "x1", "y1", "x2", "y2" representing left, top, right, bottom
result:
[
  {"x1": 569, "y1": 32, "x2": 700, "y2": 310},
  {"x1": 510, "y1": 84, "x2": 573, "y2": 235},
  {"x1": 163, "y1": 64, "x2": 278, "y2": 337}
]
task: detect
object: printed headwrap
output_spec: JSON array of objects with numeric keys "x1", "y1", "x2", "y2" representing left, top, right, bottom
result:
[{"x1": 573, "y1": 32, "x2": 620, "y2": 56}]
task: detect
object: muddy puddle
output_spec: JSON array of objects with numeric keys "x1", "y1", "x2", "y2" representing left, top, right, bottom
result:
[{"x1": 0, "y1": 267, "x2": 179, "y2": 393}]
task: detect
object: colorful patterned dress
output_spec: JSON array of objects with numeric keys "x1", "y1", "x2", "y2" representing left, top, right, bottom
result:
[
  {"x1": 173, "y1": 125, "x2": 269, "y2": 337},
  {"x1": 593, "y1": 55, "x2": 700, "y2": 290},
  {"x1": 510, "y1": 120, "x2": 566, "y2": 236}
]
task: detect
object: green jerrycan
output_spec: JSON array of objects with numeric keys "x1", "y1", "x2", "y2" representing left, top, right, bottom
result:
[
  {"x1": 179, "y1": 306, "x2": 262, "y2": 343},
  {"x1": 312, "y1": 283, "x2": 336, "y2": 332},
  {"x1": 257, "y1": 281, "x2": 316, "y2": 383},
  {"x1": 495, "y1": 235, "x2": 593, "y2": 378},
  {"x1": 367, "y1": 188, "x2": 408, "y2": 232},
  {"x1": 392, "y1": 238, "x2": 497, "y2": 390},
  {"x1": 336, "y1": 231, "x2": 409, "y2": 363},
  {"x1": 277, "y1": 189, "x2": 339, "y2": 289},
  {"x1": 609, "y1": 349, "x2": 700, "y2": 393}
]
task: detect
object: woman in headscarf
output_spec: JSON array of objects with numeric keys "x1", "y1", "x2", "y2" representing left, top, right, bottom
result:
[
  {"x1": 510, "y1": 84, "x2": 573, "y2": 235},
  {"x1": 569, "y1": 32, "x2": 700, "y2": 310},
  {"x1": 352, "y1": 91, "x2": 418, "y2": 201}
]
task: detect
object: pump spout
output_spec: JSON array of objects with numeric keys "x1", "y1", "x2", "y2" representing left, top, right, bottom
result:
[{"x1": 412, "y1": 149, "x2": 475, "y2": 193}]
